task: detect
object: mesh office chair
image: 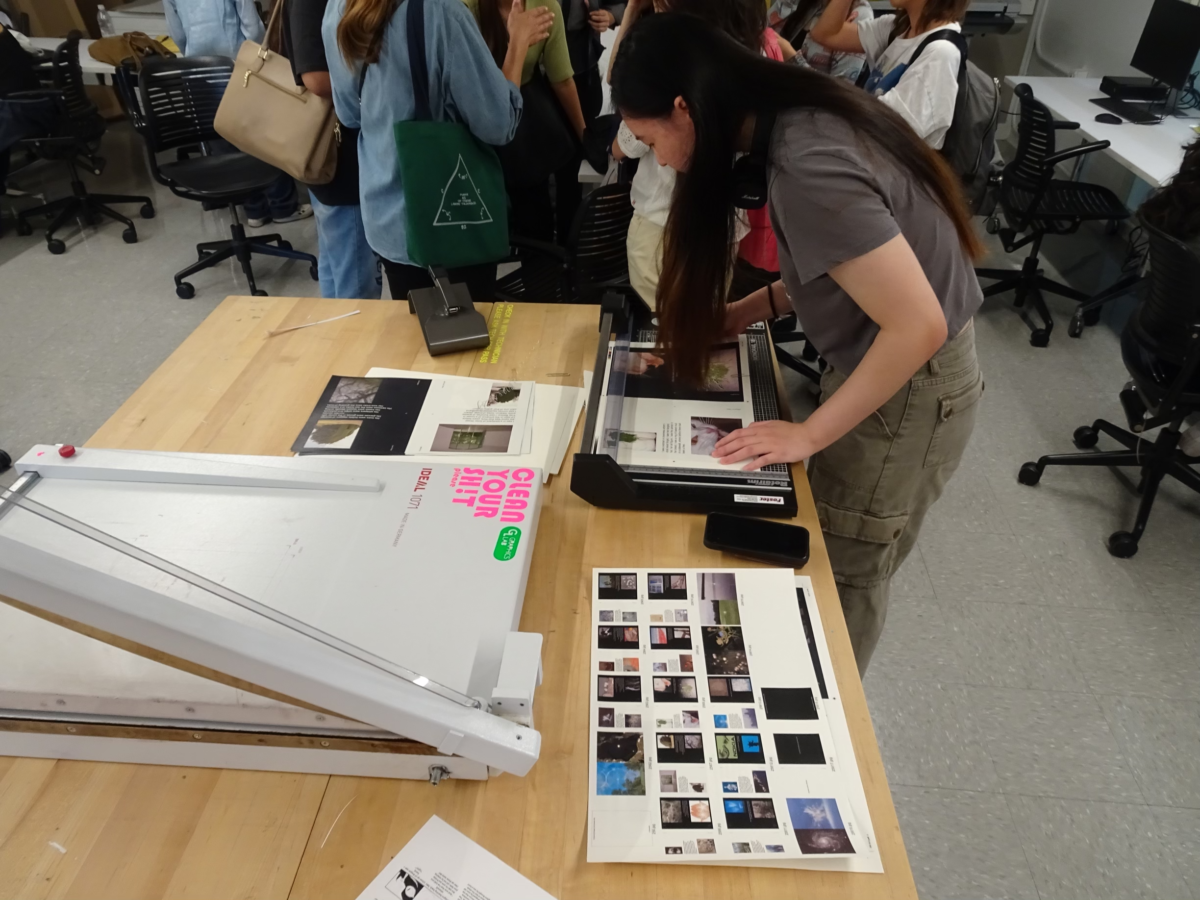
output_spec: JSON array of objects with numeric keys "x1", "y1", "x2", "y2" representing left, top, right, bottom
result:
[
  {"x1": 496, "y1": 182, "x2": 634, "y2": 304},
  {"x1": 115, "y1": 57, "x2": 317, "y2": 298},
  {"x1": 976, "y1": 83, "x2": 1129, "y2": 346},
  {"x1": 1018, "y1": 218, "x2": 1200, "y2": 558},
  {"x1": 14, "y1": 33, "x2": 154, "y2": 254}
]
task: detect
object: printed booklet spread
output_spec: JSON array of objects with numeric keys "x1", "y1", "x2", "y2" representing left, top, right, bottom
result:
[
  {"x1": 292, "y1": 375, "x2": 534, "y2": 457},
  {"x1": 587, "y1": 568, "x2": 883, "y2": 870},
  {"x1": 593, "y1": 339, "x2": 756, "y2": 471}
]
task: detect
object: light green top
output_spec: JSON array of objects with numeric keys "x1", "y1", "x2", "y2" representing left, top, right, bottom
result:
[{"x1": 460, "y1": 0, "x2": 574, "y2": 85}]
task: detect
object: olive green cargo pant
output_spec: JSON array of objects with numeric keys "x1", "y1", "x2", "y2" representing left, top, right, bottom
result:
[{"x1": 809, "y1": 321, "x2": 983, "y2": 676}]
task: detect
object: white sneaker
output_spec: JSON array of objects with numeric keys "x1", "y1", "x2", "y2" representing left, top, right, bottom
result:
[
  {"x1": 246, "y1": 214, "x2": 271, "y2": 228},
  {"x1": 272, "y1": 204, "x2": 313, "y2": 225},
  {"x1": 1180, "y1": 421, "x2": 1200, "y2": 458}
]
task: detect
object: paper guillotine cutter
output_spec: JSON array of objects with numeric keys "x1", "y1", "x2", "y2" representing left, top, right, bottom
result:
[{"x1": 0, "y1": 449, "x2": 546, "y2": 782}]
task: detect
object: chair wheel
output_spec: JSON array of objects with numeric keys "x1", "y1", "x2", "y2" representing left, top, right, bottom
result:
[
  {"x1": 122, "y1": 227, "x2": 138, "y2": 244},
  {"x1": 1018, "y1": 462, "x2": 1042, "y2": 486},
  {"x1": 985, "y1": 216, "x2": 1001, "y2": 235},
  {"x1": 1073, "y1": 426, "x2": 1099, "y2": 449},
  {"x1": 1029, "y1": 330, "x2": 1050, "y2": 348},
  {"x1": 140, "y1": 204, "x2": 155, "y2": 219},
  {"x1": 252, "y1": 289, "x2": 268, "y2": 296},
  {"x1": 1083, "y1": 307, "x2": 1101, "y2": 326},
  {"x1": 1107, "y1": 531, "x2": 1138, "y2": 558},
  {"x1": 15, "y1": 220, "x2": 32, "y2": 237},
  {"x1": 309, "y1": 264, "x2": 319, "y2": 281},
  {"x1": 176, "y1": 282, "x2": 195, "y2": 299},
  {"x1": 1068, "y1": 317, "x2": 1084, "y2": 338},
  {"x1": 0, "y1": 448, "x2": 11, "y2": 472},
  {"x1": 47, "y1": 239, "x2": 66, "y2": 255}
]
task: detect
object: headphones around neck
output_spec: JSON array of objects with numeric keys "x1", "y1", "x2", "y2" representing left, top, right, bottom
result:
[{"x1": 731, "y1": 109, "x2": 778, "y2": 210}]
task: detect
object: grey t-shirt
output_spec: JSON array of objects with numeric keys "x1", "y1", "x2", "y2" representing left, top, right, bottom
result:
[{"x1": 768, "y1": 108, "x2": 984, "y2": 374}]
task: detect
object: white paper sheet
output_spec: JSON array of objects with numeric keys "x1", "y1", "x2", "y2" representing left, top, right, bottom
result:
[
  {"x1": 586, "y1": 568, "x2": 883, "y2": 870},
  {"x1": 403, "y1": 378, "x2": 534, "y2": 456},
  {"x1": 367, "y1": 369, "x2": 587, "y2": 483},
  {"x1": 355, "y1": 816, "x2": 556, "y2": 900}
]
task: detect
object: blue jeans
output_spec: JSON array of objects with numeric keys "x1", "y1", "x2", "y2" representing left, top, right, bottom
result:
[
  {"x1": 310, "y1": 192, "x2": 380, "y2": 299},
  {"x1": 210, "y1": 139, "x2": 298, "y2": 220}
]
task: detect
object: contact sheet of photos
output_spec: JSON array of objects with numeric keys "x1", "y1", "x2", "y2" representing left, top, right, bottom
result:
[{"x1": 587, "y1": 568, "x2": 884, "y2": 871}]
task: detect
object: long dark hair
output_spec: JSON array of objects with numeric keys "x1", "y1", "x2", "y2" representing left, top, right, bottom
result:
[
  {"x1": 478, "y1": 0, "x2": 509, "y2": 68},
  {"x1": 663, "y1": 0, "x2": 766, "y2": 54},
  {"x1": 1141, "y1": 138, "x2": 1200, "y2": 242},
  {"x1": 890, "y1": 0, "x2": 971, "y2": 40},
  {"x1": 612, "y1": 13, "x2": 982, "y2": 385}
]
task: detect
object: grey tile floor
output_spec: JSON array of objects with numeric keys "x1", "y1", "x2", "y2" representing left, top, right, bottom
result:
[{"x1": 2, "y1": 124, "x2": 1199, "y2": 898}]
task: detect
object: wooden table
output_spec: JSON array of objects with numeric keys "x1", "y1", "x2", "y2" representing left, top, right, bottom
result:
[{"x1": 0, "y1": 297, "x2": 915, "y2": 900}]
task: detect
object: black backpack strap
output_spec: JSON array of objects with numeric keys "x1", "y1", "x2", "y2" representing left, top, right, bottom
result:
[
  {"x1": 908, "y1": 28, "x2": 968, "y2": 80},
  {"x1": 407, "y1": 0, "x2": 432, "y2": 121}
]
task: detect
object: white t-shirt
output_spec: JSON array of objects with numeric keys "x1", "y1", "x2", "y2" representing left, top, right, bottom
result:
[
  {"x1": 618, "y1": 121, "x2": 675, "y2": 228},
  {"x1": 857, "y1": 14, "x2": 961, "y2": 150}
]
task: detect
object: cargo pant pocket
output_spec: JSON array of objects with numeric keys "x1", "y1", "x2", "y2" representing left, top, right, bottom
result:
[
  {"x1": 924, "y1": 371, "x2": 984, "y2": 469},
  {"x1": 816, "y1": 500, "x2": 910, "y2": 588}
]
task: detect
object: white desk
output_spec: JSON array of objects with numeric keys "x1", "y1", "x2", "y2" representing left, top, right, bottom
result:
[
  {"x1": 27, "y1": 37, "x2": 116, "y2": 76},
  {"x1": 1006, "y1": 76, "x2": 1199, "y2": 188}
]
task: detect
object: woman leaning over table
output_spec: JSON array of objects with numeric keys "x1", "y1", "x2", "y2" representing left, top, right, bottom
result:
[
  {"x1": 612, "y1": 13, "x2": 985, "y2": 674},
  {"x1": 322, "y1": 0, "x2": 552, "y2": 301}
]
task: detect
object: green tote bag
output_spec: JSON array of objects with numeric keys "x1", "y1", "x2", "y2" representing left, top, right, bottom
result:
[{"x1": 393, "y1": 0, "x2": 509, "y2": 268}]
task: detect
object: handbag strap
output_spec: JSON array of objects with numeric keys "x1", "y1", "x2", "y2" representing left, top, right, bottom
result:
[
  {"x1": 260, "y1": 0, "x2": 287, "y2": 57},
  {"x1": 406, "y1": 0, "x2": 432, "y2": 122}
]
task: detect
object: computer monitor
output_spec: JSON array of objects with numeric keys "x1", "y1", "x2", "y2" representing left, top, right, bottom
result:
[{"x1": 1131, "y1": 0, "x2": 1200, "y2": 91}]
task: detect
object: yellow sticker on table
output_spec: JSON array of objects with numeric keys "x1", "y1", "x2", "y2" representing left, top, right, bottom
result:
[{"x1": 479, "y1": 302, "x2": 515, "y2": 364}]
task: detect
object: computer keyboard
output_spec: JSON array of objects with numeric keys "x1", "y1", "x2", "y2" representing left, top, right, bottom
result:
[{"x1": 1090, "y1": 96, "x2": 1162, "y2": 125}]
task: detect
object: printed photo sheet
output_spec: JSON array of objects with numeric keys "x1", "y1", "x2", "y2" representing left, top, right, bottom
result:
[
  {"x1": 294, "y1": 374, "x2": 534, "y2": 457},
  {"x1": 405, "y1": 377, "x2": 534, "y2": 456},
  {"x1": 355, "y1": 815, "x2": 556, "y2": 900},
  {"x1": 587, "y1": 568, "x2": 881, "y2": 869},
  {"x1": 594, "y1": 338, "x2": 756, "y2": 471}
]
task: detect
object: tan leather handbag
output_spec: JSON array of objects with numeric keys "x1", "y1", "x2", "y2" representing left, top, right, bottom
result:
[{"x1": 214, "y1": 0, "x2": 337, "y2": 184}]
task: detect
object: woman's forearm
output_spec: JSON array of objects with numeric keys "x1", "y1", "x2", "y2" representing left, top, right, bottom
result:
[
  {"x1": 810, "y1": 0, "x2": 863, "y2": 53},
  {"x1": 502, "y1": 40, "x2": 528, "y2": 86},
  {"x1": 552, "y1": 77, "x2": 586, "y2": 139},
  {"x1": 802, "y1": 321, "x2": 944, "y2": 453}
]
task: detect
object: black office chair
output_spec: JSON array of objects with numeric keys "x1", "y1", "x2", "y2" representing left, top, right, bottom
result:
[
  {"x1": 496, "y1": 182, "x2": 634, "y2": 304},
  {"x1": 1017, "y1": 217, "x2": 1200, "y2": 558},
  {"x1": 115, "y1": 57, "x2": 316, "y2": 298},
  {"x1": 976, "y1": 83, "x2": 1130, "y2": 346},
  {"x1": 13, "y1": 33, "x2": 154, "y2": 254}
]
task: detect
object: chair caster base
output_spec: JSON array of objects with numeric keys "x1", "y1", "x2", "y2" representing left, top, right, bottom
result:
[
  {"x1": 1029, "y1": 329, "x2": 1050, "y2": 348},
  {"x1": 1073, "y1": 426, "x2": 1099, "y2": 449},
  {"x1": 122, "y1": 227, "x2": 137, "y2": 244},
  {"x1": 1068, "y1": 317, "x2": 1084, "y2": 338},
  {"x1": 1107, "y1": 531, "x2": 1139, "y2": 558},
  {"x1": 47, "y1": 239, "x2": 66, "y2": 255},
  {"x1": 176, "y1": 282, "x2": 195, "y2": 299},
  {"x1": 1018, "y1": 461, "x2": 1042, "y2": 485},
  {"x1": 252, "y1": 289, "x2": 268, "y2": 296}
]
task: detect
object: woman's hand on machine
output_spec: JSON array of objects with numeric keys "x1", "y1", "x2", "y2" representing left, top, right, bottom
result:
[
  {"x1": 713, "y1": 420, "x2": 817, "y2": 470},
  {"x1": 508, "y1": 0, "x2": 554, "y2": 47}
]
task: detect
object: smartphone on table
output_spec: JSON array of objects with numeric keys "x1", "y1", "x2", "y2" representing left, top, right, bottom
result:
[{"x1": 703, "y1": 513, "x2": 810, "y2": 568}]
